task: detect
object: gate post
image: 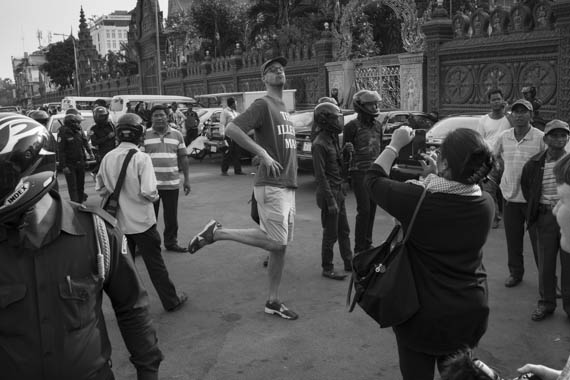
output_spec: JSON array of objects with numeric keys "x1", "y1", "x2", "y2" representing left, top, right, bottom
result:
[
  {"x1": 399, "y1": 53, "x2": 426, "y2": 112},
  {"x1": 421, "y1": 5, "x2": 453, "y2": 115},
  {"x1": 553, "y1": 0, "x2": 570, "y2": 121},
  {"x1": 315, "y1": 23, "x2": 335, "y2": 102}
]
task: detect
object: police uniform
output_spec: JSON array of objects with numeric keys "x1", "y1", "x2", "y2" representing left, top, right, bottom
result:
[
  {"x1": 58, "y1": 124, "x2": 92, "y2": 203},
  {"x1": 90, "y1": 121, "x2": 117, "y2": 159},
  {"x1": 0, "y1": 191, "x2": 163, "y2": 380}
]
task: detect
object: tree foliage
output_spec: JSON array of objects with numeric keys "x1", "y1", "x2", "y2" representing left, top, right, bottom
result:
[
  {"x1": 41, "y1": 38, "x2": 76, "y2": 89},
  {"x1": 189, "y1": 0, "x2": 247, "y2": 57}
]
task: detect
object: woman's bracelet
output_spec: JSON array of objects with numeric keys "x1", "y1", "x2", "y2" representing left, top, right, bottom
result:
[{"x1": 385, "y1": 145, "x2": 398, "y2": 155}]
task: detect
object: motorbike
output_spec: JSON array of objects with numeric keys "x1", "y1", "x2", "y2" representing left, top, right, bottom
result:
[{"x1": 187, "y1": 120, "x2": 227, "y2": 160}]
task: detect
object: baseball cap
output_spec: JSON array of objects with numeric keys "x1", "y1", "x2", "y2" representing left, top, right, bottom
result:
[
  {"x1": 511, "y1": 99, "x2": 533, "y2": 112},
  {"x1": 544, "y1": 119, "x2": 570, "y2": 135},
  {"x1": 261, "y1": 56, "x2": 287, "y2": 76}
]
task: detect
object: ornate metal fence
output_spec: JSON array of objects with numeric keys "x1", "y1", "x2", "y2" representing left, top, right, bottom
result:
[{"x1": 354, "y1": 62, "x2": 401, "y2": 109}]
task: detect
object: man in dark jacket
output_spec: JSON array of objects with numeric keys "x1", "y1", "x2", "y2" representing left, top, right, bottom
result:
[
  {"x1": 342, "y1": 89, "x2": 383, "y2": 253},
  {"x1": 90, "y1": 106, "x2": 116, "y2": 175},
  {"x1": 0, "y1": 113, "x2": 163, "y2": 380},
  {"x1": 312, "y1": 101, "x2": 352, "y2": 279},
  {"x1": 521, "y1": 119, "x2": 570, "y2": 321},
  {"x1": 58, "y1": 109, "x2": 94, "y2": 203}
]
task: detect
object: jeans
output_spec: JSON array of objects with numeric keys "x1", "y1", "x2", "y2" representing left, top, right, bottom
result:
[
  {"x1": 126, "y1": 225, "x2": 180, "y2": 310},
  {"x1": 221, "y1": 137, "x2": 242, "y2": 174},
  {"x1": 317, "y1": 187, "x2": 352, "y2": 271},
  {"x1": 351, "y1": 171, "x2": 377, "y2": 253},
  {"x1": 63, "y1": 163, "x2": 86, "y2": 203},
  {"x1": 154, "y1": 189, "x2": 180, "y2": 248},
  {"x1": 503, "y1": 200, "x2": 538, "y2": 280},
  {"x1": 535, "y1": 207, "x2": 570, "y2": 313}
]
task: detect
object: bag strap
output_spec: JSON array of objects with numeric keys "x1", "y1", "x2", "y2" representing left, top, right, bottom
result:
[
  {"x1": 402, "y1": 187, "x2": 428, "y2": 244},
  {"x1": 109, "y1": 149, "x2": 137, "y2": 203}
]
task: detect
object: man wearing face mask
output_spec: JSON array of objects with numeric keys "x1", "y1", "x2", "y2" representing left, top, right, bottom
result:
[
  {"x1": 142, "y1": 105, "x2": 191, "y2": 253},
  {"x1": 0, "y1": 113, "x2": 163, "y2": 380},
  {"x1": 312, "y1": 101, "x2": 352, "y2": 280},
  {"x1": 58, "y1": 109, "x2": 94, "y2": 203},
  {"x1": 342, "y1": 89, "x2": 383, "y2": 255}
]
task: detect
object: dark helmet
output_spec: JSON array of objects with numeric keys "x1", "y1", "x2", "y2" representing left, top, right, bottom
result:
[
  {"x1": 116, "y1": 113, "x2": 144, "y2": 143},
  {"x1": 0, "y1": 113, "x2": 57, "y2": 224},
  {"x1": 93, "y1": 106, "x2": 109, "y2": 123},
  {"x1": 353, "y1": 89, "x2": 381, "y2": 117},
  {"x1": 64, "y1": 113, "x2": 84, "y2": 128},
  {"x1": 314, "y1": 102, "x2": 344, "y2": 134},
  {"x1": 29, "y1": 110, "x2": 50, "y2": 126}
]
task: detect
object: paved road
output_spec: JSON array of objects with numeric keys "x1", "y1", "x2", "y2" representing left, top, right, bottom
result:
[{"x1": 64, "y1": 156, "x2": 570, "y2": 380}]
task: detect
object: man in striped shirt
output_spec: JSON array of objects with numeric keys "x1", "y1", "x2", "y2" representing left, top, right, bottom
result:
[
  {"x1": 521, "y1": 120, "x2": 570, "y2": 321},
  {"x1": 494, "y1": 99, "x2": 545, "y2": 288},
  {"x1": 143, "y1": 104, "x2": 191, "y2": 253}
]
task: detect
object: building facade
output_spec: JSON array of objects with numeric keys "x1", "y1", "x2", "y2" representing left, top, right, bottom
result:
[{"x1": 89, "y1": 11, "x2": 131, "y2": 56}]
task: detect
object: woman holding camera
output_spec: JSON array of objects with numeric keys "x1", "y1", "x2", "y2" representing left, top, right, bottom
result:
[{"x1": 365, "y1": 126, "x2": 494, "y2": 380}]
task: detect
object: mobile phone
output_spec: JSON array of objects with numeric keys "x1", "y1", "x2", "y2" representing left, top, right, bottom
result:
[{"x1": 397, "y1": 129, "x2": 427, "y2": 166}]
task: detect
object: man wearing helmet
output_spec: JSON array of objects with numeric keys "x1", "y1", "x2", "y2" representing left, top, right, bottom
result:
[
  {"x1": 58, "y1": 109, "x2": 94, "y2": 203},
  {"x1": 342, "y1": 89, "x2": 383, "y2": 253},
  {"x1": 312, "y1": 101, "x2": 352, "y2": 280},
  {"x1": 0, "y1": 113, "x2": 164, "y2": 379},
  {"x1": 96, "y1": 113, "x2": 188, "y2": 312},
  {"x1": 90, "y1": 106, "x2": 117, "y2": 175}
]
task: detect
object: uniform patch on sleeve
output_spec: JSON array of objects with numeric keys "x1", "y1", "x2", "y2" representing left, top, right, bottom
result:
[{"x1": 121, "y1": 236, "x2": 128, "y2": 255}]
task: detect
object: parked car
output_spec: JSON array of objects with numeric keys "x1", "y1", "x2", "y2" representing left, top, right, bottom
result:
[
  {"x1": 294, "y1": 109, "x2": 437, "y2": 171},
  {"x1": 391, "y1": 114, "x2": 484, "y2": 181},
  {"x1": 47, "y1": 111, "x2": 97, "y2": 168},
  {"x1": 425, "y1": 114, "x2": 484, "y2": 150}
]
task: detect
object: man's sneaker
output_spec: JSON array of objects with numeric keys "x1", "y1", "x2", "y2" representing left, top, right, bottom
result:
[
  {"x1": 188, "y1": 219, "x2": 221, "y2": 254},
  {"x1": 264, "y1": 301, "x2": 298, "y2": 320}
]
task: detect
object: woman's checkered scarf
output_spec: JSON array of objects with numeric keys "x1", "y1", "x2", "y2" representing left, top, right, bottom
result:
[{"x1": 406, "y1": 174, "x2": 482, "y2": 197}]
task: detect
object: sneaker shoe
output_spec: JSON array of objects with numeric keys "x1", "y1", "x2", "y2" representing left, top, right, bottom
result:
[
  {"x1": 504, "y1": 276, "x2": 522, "y2": 288},
  {"x1": 166, "y1": 244, "x2": 188, "y2": 253},
  {"x1": 531, "y1": 305, "x2": 554, "y2": 321},
  {"x1": 188, "y1": 219, "x2": 221, "y2": 254},
  {"x1": 264, "y1": 301, "x2": 298, "y2": 320},
  {"x1": 322, "y1": 269, "x2": 347, "y2": 281},
  {"x1": 166, "y1": 292, "x2": 188, "y2": 312}
]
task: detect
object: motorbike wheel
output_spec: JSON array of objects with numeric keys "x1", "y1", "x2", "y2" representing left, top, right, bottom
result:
[{"x1": 190, "y1": 148, "x2": 207, "y2": 160}]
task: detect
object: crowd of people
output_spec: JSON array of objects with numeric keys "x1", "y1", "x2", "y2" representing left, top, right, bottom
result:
[{"x1": 1, "y1": 54, "x2": 570, "y2": 379}]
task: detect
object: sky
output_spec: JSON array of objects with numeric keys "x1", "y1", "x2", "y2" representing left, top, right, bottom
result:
[{"x1": 0, "y1": 0, "x2": 169, "y2": 81}]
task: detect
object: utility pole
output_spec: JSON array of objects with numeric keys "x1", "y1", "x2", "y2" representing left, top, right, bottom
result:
[{"x1": 155, "y1": 0, "x2": 162, "y2": 95}]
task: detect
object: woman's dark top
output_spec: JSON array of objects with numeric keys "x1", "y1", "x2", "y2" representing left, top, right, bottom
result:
[{"x1": 365, "y1": 164, "x2": 493, "y2": 355}]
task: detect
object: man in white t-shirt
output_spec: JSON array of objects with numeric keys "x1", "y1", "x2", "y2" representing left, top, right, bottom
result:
[{"x1": 477, "y1": 88, "x2": 511, "y2": 228}]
